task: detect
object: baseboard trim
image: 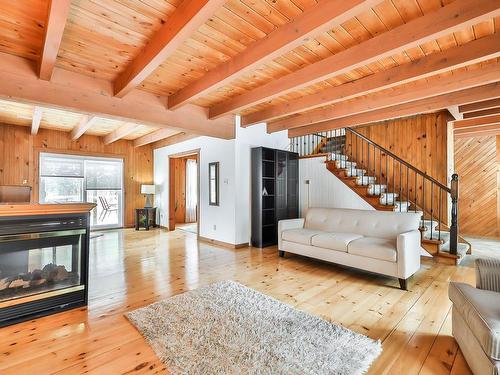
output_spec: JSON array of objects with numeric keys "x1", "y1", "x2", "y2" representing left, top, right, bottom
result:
[{"x1": 198, "y1": 236, "x2": 249, "y2": 249}]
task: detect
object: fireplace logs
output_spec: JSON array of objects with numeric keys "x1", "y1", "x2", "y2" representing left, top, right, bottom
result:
[{"x1": 0, "y1": 264, "x2": 75, "y2": 297}]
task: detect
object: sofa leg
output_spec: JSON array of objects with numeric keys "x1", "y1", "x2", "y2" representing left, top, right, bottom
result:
[
  {"x1": 279, "y1": 250, "x2": 285, "y2": 257},
  {"x1": 399, "y1": 278, "x2": 408, "y2": 290}
]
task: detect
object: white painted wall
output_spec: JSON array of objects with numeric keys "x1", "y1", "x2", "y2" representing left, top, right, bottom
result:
[
  {"x1": 154, "y1": 118, "x2": 288, "y2": 245},
  {"x1": 154, "y1": 136, "x2": 236, "y2": 244},
  {"x1": 298, "y1": 157, "x2": 373, "y2": 216}
]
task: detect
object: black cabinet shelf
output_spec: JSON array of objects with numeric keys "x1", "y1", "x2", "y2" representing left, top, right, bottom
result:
[{"x1": 251, "y1": 147, "x2": 299, "y2": 248}]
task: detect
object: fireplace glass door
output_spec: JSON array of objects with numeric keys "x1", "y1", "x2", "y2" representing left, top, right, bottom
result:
[{"x1": 0, "y1": 230, "x2": 84, "y2": 304}]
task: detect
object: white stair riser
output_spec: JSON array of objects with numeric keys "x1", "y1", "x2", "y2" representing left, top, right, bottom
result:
[
  {"x1": 393, "y1": 201, "x2": 411, "y2": 211},
  {"x1": 336, "y1": 160, "x2": 356, "y2": 169},
  {"x1": 356, "y1": 176, "x2": 376, "y2": 186},
  {"x1": 379, "y1": 193, "x2": 399, "y2": 205},
  {"x1": 330, "y1": 153, "x2": 348, "y2": 161},
  {"x1": 345, "y1": 169, "x2": 366, "y2": 177},
  {"x1": 367, "y1": 184, "x2": 387, "y2": 196},
  {"x1": 422, "y1": 219, "x2": 439, "y2": 231}
]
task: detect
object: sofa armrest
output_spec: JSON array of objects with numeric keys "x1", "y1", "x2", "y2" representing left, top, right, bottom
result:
[
  {"x1": 278, "y1": 218, "x2": 305, "y2": 250},
  {"x1": 396, "y1": 230, "x2": 421, "y2": 279},
  {"x1": 476, "y1": 258, "x2": 500, "y2": 293}
]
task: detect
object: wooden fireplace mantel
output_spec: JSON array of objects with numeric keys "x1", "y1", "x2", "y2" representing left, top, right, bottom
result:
[{"x1": 0, "y1": 203, "x2": 96, "y2": 217}]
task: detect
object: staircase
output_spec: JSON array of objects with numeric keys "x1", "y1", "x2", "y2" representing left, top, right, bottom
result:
[{"x1": 290, "y1": 128, "x2": 471, "y2": 265}]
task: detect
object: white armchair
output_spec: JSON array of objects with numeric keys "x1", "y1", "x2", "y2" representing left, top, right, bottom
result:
[{"x1": 449, "y1": 258, "x2": 500, "y2": 375}]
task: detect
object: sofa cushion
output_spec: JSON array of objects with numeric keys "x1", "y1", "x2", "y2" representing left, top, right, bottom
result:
[
  {"x1": 311, "y1": 232, "x2": 364, "y2": 252},
  {"x1": 449, "y1": 282, "x2": 500, "y2": 360},
  {"x1": 304, "y1": 207, "x2": 421, "y2": 239},
  {"x1": 281, "y1": 228, "x2": 324, "y2": 245},
  {"x1": 347, "y1": 237, "x2": 397, "y2": 262}
]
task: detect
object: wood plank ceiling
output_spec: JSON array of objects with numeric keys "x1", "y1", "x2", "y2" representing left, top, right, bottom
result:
[{"x1": 0, "y1": 0, "x2": 498, "y2": 146}]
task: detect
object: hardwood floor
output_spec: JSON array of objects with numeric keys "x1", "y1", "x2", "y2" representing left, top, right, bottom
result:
[{"x1": 1, "y1": 228, "x2": 497, "y2": 374}]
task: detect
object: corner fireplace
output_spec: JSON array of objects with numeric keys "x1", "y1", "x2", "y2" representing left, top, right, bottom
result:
[{"x1": 0, "y1": 212, "x2": 90, "y2": 326}]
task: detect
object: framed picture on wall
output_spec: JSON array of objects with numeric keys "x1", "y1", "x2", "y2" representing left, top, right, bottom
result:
[{"x1": 209, "y1": 162, "x2": 219, "y2": 206}]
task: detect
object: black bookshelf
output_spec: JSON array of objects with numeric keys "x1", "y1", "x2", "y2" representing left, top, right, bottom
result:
[{"x1": 251, "y1": 147, "x2": 299, "y2": 248}]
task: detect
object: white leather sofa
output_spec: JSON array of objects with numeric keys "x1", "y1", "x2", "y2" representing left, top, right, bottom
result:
[{"x1": 278, "y1": 207, "x2": 422, "y2": 289}]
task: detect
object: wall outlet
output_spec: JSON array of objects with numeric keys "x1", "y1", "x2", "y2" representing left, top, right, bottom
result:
[{"x1": 213, "y1": 224, "x2": 216, "y2": 231}]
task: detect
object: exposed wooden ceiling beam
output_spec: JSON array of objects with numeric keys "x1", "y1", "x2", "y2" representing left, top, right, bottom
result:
[
  {"x1": 453, "y1": 113, "x2": 500, "y2": 129},
  {"x1": 268, "y1": 61, "x2": 500, "y2": 132},
  {"x1": 167, "y1": 0, "x2": 382, "y2": 109},
  {"x1": 151, "y1": 132, "x2": 198, "y2": 149},
  {"x1": 209, "y1": 0, "x2": 500, "y2": 119},
  {"x1": 31, "y1": 107, "x2": 43, "y2": 135},
  {"x1": 0, "y1": 52, "x2": 234, "y2": 139},
  {"x1": 39, "y1": 0, "x2": 72, "y2": 81},
  {"x1": 242, "y1": 33, "x2": 500, "y2": 126},
  {"x1": 459, "y1": 97, "x2": 500, "y2": 113},
  {"x1": 462, "y1": 106, "x2": 500, "y2": 119},
  {"x1": 113, "y1": 0, "x2": 226, "y2": 98},
  {"x1": 134, "y1": 128, "x2": 181, "y2": 147},
  {"x1": 103, "y1": 123, "x2": 143, "y2": 145},
  {"x1": 287, "y1": 82, "x2": 500, "y2": 137},
  {"x1": 454, "y1": 123, "x2": 500, "y2": 138},
  {"x1": 71, "y1": 115, "x2": 98, "y2": 140}
]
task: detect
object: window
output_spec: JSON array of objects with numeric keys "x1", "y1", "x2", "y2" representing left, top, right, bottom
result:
[
  {"x1": 208, "y1": 162, "x2": 219, "y2": 206},
  {"x1": 39, "y1": 153, "x2": 124, "y2": 229}
]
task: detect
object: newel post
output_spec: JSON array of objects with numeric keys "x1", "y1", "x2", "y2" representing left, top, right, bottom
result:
[{"x1": 449, "y1": 174, "x2": 459, "y2": 255}]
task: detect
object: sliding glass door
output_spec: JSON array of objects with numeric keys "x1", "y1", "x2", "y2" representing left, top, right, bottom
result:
[{"x1": 39, "y1": 153, "x2": 124, "y2": 229}]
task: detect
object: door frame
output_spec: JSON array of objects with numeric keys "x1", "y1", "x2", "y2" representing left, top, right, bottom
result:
[{"x1": 168, "y1": 149, "x2": 200, "y2": 236}]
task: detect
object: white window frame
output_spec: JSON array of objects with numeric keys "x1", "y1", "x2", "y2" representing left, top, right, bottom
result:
[{"x1": 39, "y1": 152, "x2": 124, "y2": 229}]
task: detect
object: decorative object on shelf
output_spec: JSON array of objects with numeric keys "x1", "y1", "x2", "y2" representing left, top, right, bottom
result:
[
  {"x1": 135, "y1": 207, "x2": 157, "y2": 230},
  {"x1": 208, "y1": 162, "x2": 219, "y2": 206},
  {"x1": 251, "y1": 147, "x2": 299, "y2": 248},
  {"x1": 141, "y1": 184, "x2": 155, "y2": 208}
]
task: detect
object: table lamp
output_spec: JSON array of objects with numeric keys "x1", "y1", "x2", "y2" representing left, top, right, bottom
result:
[{"x1": 141, "y1": 184, "x2": 155, "y2": 208}]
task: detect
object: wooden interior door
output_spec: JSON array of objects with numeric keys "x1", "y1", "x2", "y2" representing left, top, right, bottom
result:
[
  {"x1": 169, "y1": 153, "x2": 199, "y2": 231},
  {"x1": 174, "y1": 158, "x2": 186, "y2": 224},
  {"x1": 168, "y1": 157, "x2": 176, "y2": 230}
]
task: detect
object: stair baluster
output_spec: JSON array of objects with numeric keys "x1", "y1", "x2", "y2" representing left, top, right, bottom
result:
[
  {"x1": 450, "y1": 174, "x2": 459, "y2": 256},
  {"x1": 289, "y1": 126, "x2": 463, "y2": 258}
]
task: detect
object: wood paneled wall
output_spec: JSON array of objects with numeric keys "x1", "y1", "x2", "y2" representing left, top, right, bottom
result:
[
  {"x1": 347, "y1": 111, "x2": 450, "y2": 220},
  {"x1": 0, "y1": 124, "x2": 153, "y2": 227},
  {"x1": 454, "y1": 135, "x2": 499, "y2": 238}
]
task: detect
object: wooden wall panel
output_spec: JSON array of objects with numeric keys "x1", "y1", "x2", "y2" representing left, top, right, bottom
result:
[
  {"x1": 346, "y1": 111, "x2": 449, "y2": 220},
  {"x1": 0, "y1": 124, "x2": 153, "y2": 227},
  {"x1": 455, "y1": 135, "x2": 499, "y2": 238}
]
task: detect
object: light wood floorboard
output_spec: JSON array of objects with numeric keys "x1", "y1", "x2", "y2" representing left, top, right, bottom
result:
[{"x1": 1, "y1": 228, "x2": 498, "y2": 374}]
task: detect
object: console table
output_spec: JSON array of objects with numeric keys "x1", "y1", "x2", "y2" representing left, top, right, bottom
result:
[{"x1": 135, "y1": 207, "x2": 157, "y2": 230}]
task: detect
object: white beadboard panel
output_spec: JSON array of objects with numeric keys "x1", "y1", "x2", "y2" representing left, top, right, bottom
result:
[{"x1": 298, "y1": 157, "x2": 373, "y2": 217}]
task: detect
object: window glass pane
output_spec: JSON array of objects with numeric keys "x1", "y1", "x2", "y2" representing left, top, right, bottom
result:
[
  {"x1": 85, "y1": 160, "x2": 122, "y2": 190},
  {"x1": 40, "y1": 156, "x2": 84, "y2": 177},
  {"x1": 210, "y1": 181, "x2": 216, "y2": 203},
  {"x1": 40, "y1": 177, "x2": 84, "y2": 203},
  {"x1": 87, "y1": 190, "x2": 121, "y2": 227},
  {"x1": 39, "y1": 153, "x2": 124, "y2": 228}
]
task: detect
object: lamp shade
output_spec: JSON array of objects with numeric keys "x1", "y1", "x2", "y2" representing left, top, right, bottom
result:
[{"x1": 141, "y1": 184, "x2": 155, "y2": 195}]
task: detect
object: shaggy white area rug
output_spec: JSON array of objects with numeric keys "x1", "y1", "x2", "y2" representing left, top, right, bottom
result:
[{"x1": 126, "y1": 280, "x2": 382, "y2": 375}]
